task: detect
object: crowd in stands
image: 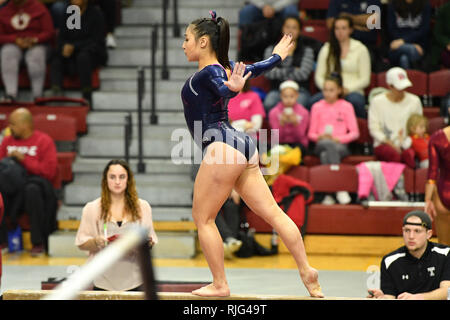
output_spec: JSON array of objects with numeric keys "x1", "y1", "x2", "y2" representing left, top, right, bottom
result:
[
  {"x1": 0, "y1": 0, "x2": 119, "y2": 105},
  {"x1": 234, "y1": 0, "x2": 450, "y2": 205}
]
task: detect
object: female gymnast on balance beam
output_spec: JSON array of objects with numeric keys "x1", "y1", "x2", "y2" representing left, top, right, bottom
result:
[{"x1": 180, "y1": 10, "x2": 324, "y2": 298}]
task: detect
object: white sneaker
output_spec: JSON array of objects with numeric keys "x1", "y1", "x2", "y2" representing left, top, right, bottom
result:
[
  {"x1": 321, "y1": 195, "x2": 336, "y2": 205},
  {"x1": 106, "y1": 33, "x2": 117, "y2": 49},
  {"x1": 336, "y1": 191, "x2": 351, "y2": 204},
  {"x1": 224, "y1": 237, "x2": 242, "y2": 259}
]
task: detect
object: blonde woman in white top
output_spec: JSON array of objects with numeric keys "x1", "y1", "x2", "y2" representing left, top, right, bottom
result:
[
  {"x1": 309, "y1": 16, "x2": 371, "y2": 119},
  {"x1": 75, "y1": 159, "x2": 158, "y2": 291}
]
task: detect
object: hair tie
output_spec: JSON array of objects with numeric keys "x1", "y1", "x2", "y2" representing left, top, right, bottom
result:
[{"x1": 209, "y1": 10, "x2": 217, "y2": 22}]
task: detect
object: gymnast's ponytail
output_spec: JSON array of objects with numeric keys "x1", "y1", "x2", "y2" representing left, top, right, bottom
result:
[{"x1": 190, "y1": 11, "x2": 231, "y2": 70}]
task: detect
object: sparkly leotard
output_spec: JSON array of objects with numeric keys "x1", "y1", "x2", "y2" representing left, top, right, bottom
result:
[
  {"x1": 181, "y1": 54, "x2": 281, "y2": 161},
  {"x1": 428, "y1": 129, "x2": 450, "y2": 209}
]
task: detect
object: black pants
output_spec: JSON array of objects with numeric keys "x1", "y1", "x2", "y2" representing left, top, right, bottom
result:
[
  {"x1": 215, "y1": 199, "x2": 241, "y2": 241},
  {"x1": 0, "y1": 180, "x2": 55, "y2": 247},
  {"x1": 50, "y1": 49, "x2": 101, "y2": 91}
]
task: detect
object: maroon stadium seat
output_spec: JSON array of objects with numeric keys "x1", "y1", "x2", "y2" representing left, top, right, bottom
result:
[{"x1": 309, "y1": 164, "x2": 358, "y2": 193}]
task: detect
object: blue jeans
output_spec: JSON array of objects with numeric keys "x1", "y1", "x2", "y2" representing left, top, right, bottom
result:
[
  {"x1": 308, "y1": 92, "x2": 367, "y2": 119},
  {"x1": 263, "y1": 87, "x2": 311, "y2": 114},
  {"x1": 388, "y1": 44, "x2": 422, "y2": 70},
  {"x1": 239, "y1": 4, "x2": 299, "y2": 27}
]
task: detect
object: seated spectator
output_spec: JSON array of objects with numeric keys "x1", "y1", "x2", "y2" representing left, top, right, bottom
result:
[
  {"x1": 368, "y1": 210, "x2": 450, "y2": 300},
  {"x1": 215, "y1": 189, "x2": 243, "y2": 260},
  {"x1": 402, "y1": 113, "x2": 429, "y2": 168},
  {"x1": 269, "y1": 80, "x2": 309, "y2": 155},
  {"x1": 75, "y1": 159, "x2": 158, "y2": 291},
  {"x1": 0, "y1": 0, "x2": 55, "y2": 101},
  {"x1": 39, "y1": 0, "x2": 67, "y2": 29},
  {"x1": 368, "y1": 67, "x2": 423, "y2": 168},
  {"x1": 95, "y1": 0, "x2": 118, "y2": 49},
  {"x1": 386, "y1": 0, "x2": 431, "y2": 70},
  {"x1": 308, "y1": 73, "x2": 359, "y2": 205},
  {"x1": 326, "y1": 0, "x2": 385, "y2": 72},
  {"x1": 309, "y1": 16, "x2": 371, "y2": 119},
  {"x1": 238, "y1": 0, "x2": 299, "y2": 28},
  {"x1": 228, "y1": 79, "x2": 266, "y2": 139},
  {"x1": 0, "y1": 108, "x2": 58, "y2": 256},
  {"x1": 263, "y1": 16, "x2": 315, "y2": 113},
  {"x1": 431, "y1": 1, "x2": 450, "y2": 69},
  {"x1": 50, "y1": 0, "x2": 107, "y2": 106}
]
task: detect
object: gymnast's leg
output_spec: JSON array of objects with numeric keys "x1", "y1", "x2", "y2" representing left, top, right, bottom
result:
[
  {"x1": 233, "y1": 151, "x2": 324, "y2": 298},
  {"x1": 432, "y1": 188, "x2": 450, "y2": 246},
  {"x1": 191, "y1": 142, "x2": 248, "y2": 297}
]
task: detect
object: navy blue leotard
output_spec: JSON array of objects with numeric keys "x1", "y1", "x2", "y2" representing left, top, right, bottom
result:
[{"x1": 181, "y1": 54, "x2": 282, "y2": 161}]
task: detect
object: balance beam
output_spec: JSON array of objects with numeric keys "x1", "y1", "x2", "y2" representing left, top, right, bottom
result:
[{"x1": 2, "y1": 290, "x2": 369, "y2": 300}]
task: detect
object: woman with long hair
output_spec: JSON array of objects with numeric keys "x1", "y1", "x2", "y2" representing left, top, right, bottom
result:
[
  {"x1": 309, "y1": 16, "x2": 371, "y2": 119},
  {"x1": 75, "y1": 159, "x2": 158, "y2": 291},
  {"x1": 181, "y1": 11, "x2": 323, "y2": 298},
  {"x1": 263, "y1": 15, "x2": 315, "y2": 113},
  {"x1": 425, "y1": 124, "x2": 450, "y2": 246}
]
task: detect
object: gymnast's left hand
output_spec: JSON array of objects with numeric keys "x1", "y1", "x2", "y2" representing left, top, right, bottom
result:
[{"x1": 224, "y1": 62, "x2": 252, "y2": 92}]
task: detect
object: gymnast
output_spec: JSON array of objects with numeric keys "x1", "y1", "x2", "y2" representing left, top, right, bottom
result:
[
  {"x1": 425, "y1": 124, "x2": 450, "y2": 246},
  {"x1": 180, "y1": 11, "x2": 324, "y2": 298}
]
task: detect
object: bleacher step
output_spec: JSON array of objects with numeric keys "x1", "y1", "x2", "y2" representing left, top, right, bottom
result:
[
  {"x1": 57, "y1": 205, "x2": 193, "y2": 224},
  {"x1": 100, "y1": 67, "x2": 196, "y2": 82},
  {"x1": 72, "y1": 157, "x2": 191, "y2": 175},
  {"x1": 48, "y1": 230, "x2": 197, "y2": 259},
  {"x1": 87, "y1": 111, "x2": 186, "y2": 126},
  {"x1": 121, "y1": 7, "x2": 239, "y2": 25}
]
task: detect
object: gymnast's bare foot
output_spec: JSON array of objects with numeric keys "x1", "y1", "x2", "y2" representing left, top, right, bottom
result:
[
  {"x1": 192, "y1": 283, "x2": 230, "y2": 297},
  {"x1": 300, "y1": 267, "x2": 324, "y2": 298}
]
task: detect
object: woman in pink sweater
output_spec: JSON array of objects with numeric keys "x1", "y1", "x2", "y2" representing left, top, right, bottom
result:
[{"x1": 308, "y1": 73, "x2": 359, "y2": 204}]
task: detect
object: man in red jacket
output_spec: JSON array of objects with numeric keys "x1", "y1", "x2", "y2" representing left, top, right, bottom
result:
[
  {"x1": 0, "y1": 0, "x2": 54, "y2": 101},
  {"x1": 0, "y1": 108, "x2": 57, "y2": 256}
]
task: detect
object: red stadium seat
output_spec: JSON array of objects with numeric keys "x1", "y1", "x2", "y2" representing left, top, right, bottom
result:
[
  {"x1": 428, "y1": 69, "x2": 450, "y2": 98},
  {"x1": 309, "y1": 164, "x2": 358, "y2": 193},
  {"x1": 423, "y1": 107, "x2": 441, "y2": 120},
  {"x1": 355, "y1": 118, "x2": 373, "y2": 145},
  {"x1": 428, "y1": 116, "x2": 446, "y2": 135},
  {"x1": 299, "y1": 0, "x2": 330, "y2": 10},
  {"x1": 33, "y1": 113, "x2": 77, "y2": 152},
  {"x1": 286, "y1": 165, "x2": 310, "y2": 182},
  {"x1": 414, "y1": 168, "x2": 428, "y2": 194},
  {"x1": 57, "y1": 152, "x2": 76, "y2": 183},
  {"x1": 429, "y1": 0, "x2": 448, "y2": 8},
  {"x1": 377, "y1": 69, "x2": 428, "y2": 97},
  {"x1": 403, "y1": 167, "x2": 415, "y2": 195},
  {"x1": 302, "y1": 24, "x2": 329, "y2": 43},
  {"x1": 365, "y1": 73, "x2": 378, "y2": 96}
]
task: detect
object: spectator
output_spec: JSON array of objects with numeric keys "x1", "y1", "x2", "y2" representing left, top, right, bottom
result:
[
  {"x1": 326, "y1": 0, "x2": 384, "y2": 71},
  {"x1": 39, "y1": 0, "x2": 67, "y2": 29},
  {"x1": 94, "y1": 0, "x2": 118, "y2": 49},
  {"x1": 269, "y1": 80, "x2": 309, "y2": 155},
  {"x1": 310, "y1": 16, "x2": 371, "y2": 119},
  {"x1": 0, "y1": 0, "x2": 55, "y2": 101},
  {"x1": 216, "y1": 189, "x2": 243, "y2": 260},
  {"x1": 75, "y1": 159, "x2": 158, "y2": 291},
  {"x1": 386, "y1": 0, "x2": 431, "y2": 70},
  {"x1": 425, "y1": 125, "x2": 450, "y2": 246},
  {"x1": 238, "y1": 0, "x2": 299, "y2": 28},
  {"x1": 402, "y1": 113, "x2": 429, "y2": 169},
  {"x1": 368, "y1": 67, "x2": 423, "y2": 168},
  {"x1": 308, "y1": 73, "x2": 359, "y2": 205},
  {"x1": 0, "y1": 108, "x2": 58, "y2": 256},
  {"x1": 263, "y1": 16, "x2": 315, "y2": 113},
  {"x1": 49, "y1": 0, "x2": 107, "y2": 106},
  {"x1": 368, "y1": 210, "x2": 450, "y2": 300},
  {"x1": 228, "y1": 79, "x2": 266, "y2": 138},
  {"x1": 431, "y1": 1, "x2": 450, "y2": 69}
]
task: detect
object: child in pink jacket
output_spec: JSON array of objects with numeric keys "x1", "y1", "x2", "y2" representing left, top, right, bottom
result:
[
  {"x1": 269, "y1": 80, "x2": 309, "y2": 154},
  {"x1": 308, "y1": 73, "x2": 360, "y2": 204}
]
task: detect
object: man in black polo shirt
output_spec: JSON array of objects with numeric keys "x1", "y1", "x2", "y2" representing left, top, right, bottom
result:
[{"x1": 368, "y1": 210, "x2": 450, "y2": 300}]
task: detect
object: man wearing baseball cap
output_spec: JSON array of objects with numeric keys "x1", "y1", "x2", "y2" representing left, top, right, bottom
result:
[
  {"x1": 368, "y1": 67, "x2": 423, "y2": 168},
  {"x1": 368, "y1": 210, "x2": 450, "y2": 299}
]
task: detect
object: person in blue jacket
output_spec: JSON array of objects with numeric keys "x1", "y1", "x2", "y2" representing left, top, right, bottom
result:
[
  {"x1": 180, "y1": 11, "x2": 323, "y2": 298},
  {"x1": 387, "y1": 0, "x2": 431, "y2": 69}
]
